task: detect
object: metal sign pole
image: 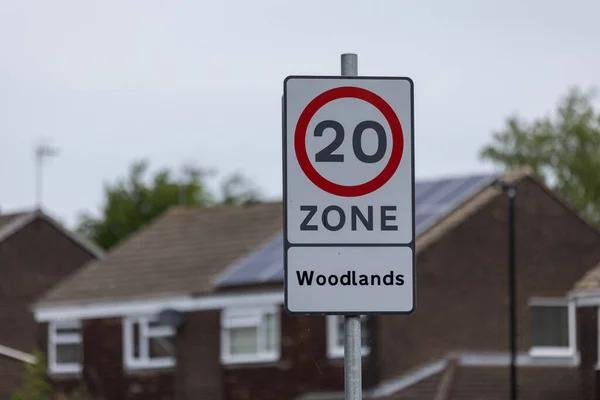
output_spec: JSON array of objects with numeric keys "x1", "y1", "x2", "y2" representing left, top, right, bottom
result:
[
  {"x1": 341, "y1": 52, "x2": 362, "y2": 400},
  {"x1": 344, "y1": 315, "x2": 362, "y2": 399}
]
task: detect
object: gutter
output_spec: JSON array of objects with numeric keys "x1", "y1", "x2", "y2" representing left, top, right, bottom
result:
[{"x1": 33, "y1": 290, "x2": 285, "y2": 322}]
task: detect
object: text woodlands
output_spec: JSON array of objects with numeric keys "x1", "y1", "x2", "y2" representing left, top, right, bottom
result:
[{"x1": 296, "y1": 269, "x2": 405, "y2": 287}]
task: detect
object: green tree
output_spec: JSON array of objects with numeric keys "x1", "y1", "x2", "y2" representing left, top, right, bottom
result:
[
  {"x1": 220, "y1": 171, "x2": 262, "y2": 205},
  {"x1": 11, "y1": 352, "x2": 102, "y2": 400},
  {"x1": 76, "y1": 160, "x2": 261, "y2": 250},
  {"x1": 11, "y1": 352, "x2": 51, "y2": 400},
  {"x1": 480, "y1": 86, "x2": 600, "y2": 224}
]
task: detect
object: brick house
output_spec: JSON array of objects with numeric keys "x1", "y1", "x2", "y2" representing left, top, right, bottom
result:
[
  {"x1": 0, "y1": 209, "x2": 104, "y2": 399},
  {"x1": 31, "y1": 170, "x2": 600, "y2": 400},
  {"x1": 569, "y1": 261, "x2": 600, "y2": 400}
]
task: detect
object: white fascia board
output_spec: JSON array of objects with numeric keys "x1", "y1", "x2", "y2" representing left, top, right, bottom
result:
[
  {"x1": 34, "y1": 290, "x2": 284, "y2": 322},
  {"x1": 570, "y1": 289, "x2": 600, "y2": 306},
  {"x1": 0, "y1": 213, "x2": 36, "y2": 242},
  {"x1": 368, "y1": 359, "x2": 448, "y2": 398},
  {"x1": 0, "y1": 344, "x2": 36, "y2": 364}
]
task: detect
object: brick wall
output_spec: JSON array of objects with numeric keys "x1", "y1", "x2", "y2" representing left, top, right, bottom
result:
[
  {"x1": 222, "y1": 307, "x2": 377, "y2": 400},
  {"x1": 53, "y1": 318, "x2": 175, "y2": 400},
  {"x1": 175, "y1": 310, "x2": 222, "y2": 400},
  {"x1": 376, "y1": 177, "x2": 600, "y2": 379},
  {"x1": 0, "y1": 356, "x2": 27, "y2": 400},
  {"x1": 0, "y1": 217, "x2": 98, "y2": 398}
]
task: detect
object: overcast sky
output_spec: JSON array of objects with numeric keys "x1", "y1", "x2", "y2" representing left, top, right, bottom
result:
[{"x1": 1, "y1": 0, "x2": 599, "y2": 227}]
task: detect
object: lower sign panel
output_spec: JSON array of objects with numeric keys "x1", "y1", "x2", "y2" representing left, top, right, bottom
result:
[{"x1": 286, "y1": 246, "x2": 414, "y2": 314}]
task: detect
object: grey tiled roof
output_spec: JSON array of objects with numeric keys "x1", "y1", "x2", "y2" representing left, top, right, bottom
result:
[{"x1": 37, "y1": 202, "x2": 284, "y2": 306}]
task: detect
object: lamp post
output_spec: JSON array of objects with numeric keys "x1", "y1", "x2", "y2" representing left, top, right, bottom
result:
[{"x1": 495, "y1": 179, "x2": 517, "y2": 400}]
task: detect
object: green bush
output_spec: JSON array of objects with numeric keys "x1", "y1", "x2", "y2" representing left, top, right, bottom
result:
[
  {"x1": 11, "y1": 352, "x2": 103, "y2": 400},
  {"x1": 11, "y1": 351, "x2": 51, "y2": 400}
]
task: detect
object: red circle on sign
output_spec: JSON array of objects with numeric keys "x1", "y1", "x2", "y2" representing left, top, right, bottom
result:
[{"x1": 294, "y1": 86, "x2": 405, "y2": 197}]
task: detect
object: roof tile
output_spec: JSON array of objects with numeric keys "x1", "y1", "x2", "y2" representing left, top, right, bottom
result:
[{"x1": 38, "y1": 202, "x2": 283, "y2": 306}]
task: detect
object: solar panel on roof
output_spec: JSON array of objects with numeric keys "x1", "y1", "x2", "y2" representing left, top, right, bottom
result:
[
  {"x1": 414, "y1": 181, "x2": 439, "y2": 201},
  {"x1": 214, "y1": 173, "x2": 498, "y2": 288},
  {"x1": 415, "y1": 212, "x2": 441, "y2": 232},
  {"x1": 213, "y1": 235, "x2": 284, "y2": 287},
  {"x1": 415, "y1": 174, "x2": 497, "y2": 234}
]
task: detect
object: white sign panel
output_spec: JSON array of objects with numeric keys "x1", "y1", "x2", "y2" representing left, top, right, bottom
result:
[{"x1": 283, "y1": 76, "x2": 415, "y2": 315}]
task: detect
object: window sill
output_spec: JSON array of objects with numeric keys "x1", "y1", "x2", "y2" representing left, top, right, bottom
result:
[
  {"x1": 49, "y1": 364, "x2": 82, "y2": 377},
  {"x1": 529, "y1": 347, "x2": 576, "y2": 358},
  {"x1": 328, "y1": 347, "x2": 371, "y2": 359},
  {"x1": 221, "y1": 352, "x2": 279, "y2": 366},
  {"x1": 125, "y1": 358, "x2": 176, "y2": 371}
]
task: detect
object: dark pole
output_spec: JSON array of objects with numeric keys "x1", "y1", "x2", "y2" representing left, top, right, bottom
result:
[
  {"x1": 505, "y1": 183, "x2": 518, "y2": 400},
  {"x1": 495, "y1": 179, "x2": 517, "y2": 400}
]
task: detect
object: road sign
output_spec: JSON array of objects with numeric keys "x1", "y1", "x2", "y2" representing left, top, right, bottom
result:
[{"x1": 283, "y1": 76, "x2": 415, "y2": 315}]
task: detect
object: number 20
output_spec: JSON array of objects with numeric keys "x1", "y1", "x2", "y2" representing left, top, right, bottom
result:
[{"x1": 314, "y1": 120, "x2": 387, "y2": 164}]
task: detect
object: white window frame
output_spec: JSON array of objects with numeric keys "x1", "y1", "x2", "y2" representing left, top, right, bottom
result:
[
  {"x1": 596, "y1": 307, "x2": 600, "y2": 370},
  {"x1": 528, "y1": 298, "x2": 576, "y2": 358},
  {"x1": 327, "y1": 315, "x2": 370, "y2": 359},
  {"x1": 123, "y1": 315, "x2": 176, "y2": 370},
  {"x1": 48, "y1": 320, "x2": 83, "y2": 375},
  {"x1": 220, "y1": 305, "x2": 280, "y2": 365}
]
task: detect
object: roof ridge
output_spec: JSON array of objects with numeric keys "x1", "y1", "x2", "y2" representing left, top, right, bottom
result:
[
  {"x1": 167, "y1": 200, "x2": 282, "y2": 214},
  {"x1": 0, "y1": 212, "x2": 35, "y2": 242},
  {"x1": 416, "y1": 171, "x2": 499, "y2": 183},
  {"x1": 0, "y1": 209, "x2": 104, "y2": 259},
  {"x1": 35, "y1": 210, "x2": 105, "y2": 259},
  {"x1": 0, "y1": 210, "x2": 34, "y2": 218}
]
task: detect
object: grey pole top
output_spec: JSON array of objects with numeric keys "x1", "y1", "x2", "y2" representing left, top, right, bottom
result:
[{"x1": 341, "y1": 53, "x2": 358, "y2": 77}]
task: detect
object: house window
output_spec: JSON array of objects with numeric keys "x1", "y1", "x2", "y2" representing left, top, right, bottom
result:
[
  {"x1": 123, "y1": 316, "x2": 175, "y2": 370},
  {"x1": 48, "y1": 320, "x2": 82, "y2": 375},
  {"x1": 529, "y1": 298, "x2": 576, "y2": 357},
  {"x1": 221, "y1": 305, "x2": 279, "y2": 365},
  {"x1": 327, "y1": 315, "x2": 370, "y2": 358}
]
